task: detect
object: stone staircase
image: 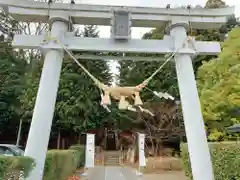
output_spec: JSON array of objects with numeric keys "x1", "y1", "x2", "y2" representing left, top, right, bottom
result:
[{"x1": 104, "y1": 151, "x2": 121, "y2": 166}]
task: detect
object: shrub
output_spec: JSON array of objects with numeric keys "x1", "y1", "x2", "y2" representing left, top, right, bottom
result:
[
  {"x1": 69, "y1": 144, "x2": 85, "y2": 168},
  {"x1": 181, "y1": 142, "x2": 240, "y2": 180},
  {"x1": 0, "y1": 155, "x2": 35, "y2": 179},
  {"x1": 43, "y1": 150, "x2": 79, "y2": 180}
]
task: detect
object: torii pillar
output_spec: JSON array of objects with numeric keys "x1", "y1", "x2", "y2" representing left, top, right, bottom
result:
[
  {"x1": 167, "y1": 20, "x2": 214, "y2": 180},
  {"x1": 23, "y1": 13, "x2": 70, "y2": 180}
]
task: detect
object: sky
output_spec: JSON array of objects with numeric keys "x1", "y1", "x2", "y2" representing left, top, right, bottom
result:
[{"x1": 74, "y1": 0, "x2": 239, "y2": 38}]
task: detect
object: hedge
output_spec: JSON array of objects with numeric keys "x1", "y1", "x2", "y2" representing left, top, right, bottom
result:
[
  {"x1": 43, "y1": 150, "x2": 79, "y2": 180},
  {"x1": 43, "y1": 145, "x2": 85, "y2": 180},
  {"x1": 0, "y1": 155, "x2": 35, "y2": 179},
  {"x1": 181, "y1": 142, "x2": 240, "y2": 180},
  {"x1": 68, "y1": 144, "x2": 85, "y2": 168},
  {"x1": 0, "y1": 146, "x2": 85, "y2": 180}
]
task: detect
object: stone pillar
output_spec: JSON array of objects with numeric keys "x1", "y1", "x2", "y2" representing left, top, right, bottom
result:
[
  {"x1": 24, "y1": 13, "x2": 69, "y2": 180},
  {"x1": 138, "y1": 133, "x2": 146, "y2": 167},
  {"x1": 167, "y1": 21, "x2": 214, "y2": 180}
]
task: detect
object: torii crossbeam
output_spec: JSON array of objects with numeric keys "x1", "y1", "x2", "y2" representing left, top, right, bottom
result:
[
  {"x1": 0, "y1": 0, "x2": 234, "y2": 180},
  {"x1": 12, "y1": 34, "x2": 221, "y2": 55}
]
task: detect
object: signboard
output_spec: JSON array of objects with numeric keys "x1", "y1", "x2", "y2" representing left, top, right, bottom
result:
[
  {"x1": 111, "y1": 10, "x2": 131, "y2": 40},
  {"x1": 138, "y1": 133, "x2": 146, "y2": 167},
  {"x1": 85, "y1": 133, "x2": 95, "y2": 168}
]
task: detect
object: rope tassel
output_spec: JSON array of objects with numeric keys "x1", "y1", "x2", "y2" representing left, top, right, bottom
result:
[
  {"x1": 101, "y1": 91, "x2": 111, "y2": 105},
  {"x1": 118, "y1": 96, "x2": 129, "y2": 110},
  {"x1": 134, "y1": 92, "x2": 143, "y2": 106},
  {"x1": 127, "y1": 105, "x2": 137, "y2": 112}
]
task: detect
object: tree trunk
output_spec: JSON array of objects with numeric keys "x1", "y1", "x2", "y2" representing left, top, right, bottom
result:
[
  {"x1": 126, "y1": 147, "x2": 131, "y2": 162},
  {"x1": 155, "y1": 141, "x2": 160, "y2": 156},
  {"x1": 78, "y1": 133, "x2": 81, "y2": 144},
  {"x1": 62, "y1": 138, "x2": 65, "y2": 149},
  {"x1": 130, "y1": 146, "x2": 136, "y2": 163},
  {"x1": 57, "y1": 130, "x2": 61, "y2": 149},
  {"x1": 143, "y1": 120, "x2": 155, "y2": 155},
  {"x1": 16, "y1": 119, "x2": 23, "y2": 146}
]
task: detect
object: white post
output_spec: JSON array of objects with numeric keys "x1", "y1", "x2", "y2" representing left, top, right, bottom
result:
[
  {"x1": 16, "y1": 119, "x2": 23, "y2": 146},
  {"x1": 137, "y1": 133, "x2": 146, "y2": 176},
  {"x1": 169, "y1": 21, "x2": 214, "y2": 180},
  {"x1": 82, "y1": 133, "x2": 95, "y2": 176},
  {"x1": 24, "y1": 14, "x2": 69, "y2": 180},
  {"x1": 138, "y1": 133, "x2": 146, "y2": 167},
  {"x1": 85, "y1": 133, "x2": 95, "y2": 168}
]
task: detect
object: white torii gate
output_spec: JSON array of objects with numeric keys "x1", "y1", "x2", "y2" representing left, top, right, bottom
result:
[{"x1": 0, "y1": 1, "x2": 234, "y2": 180}]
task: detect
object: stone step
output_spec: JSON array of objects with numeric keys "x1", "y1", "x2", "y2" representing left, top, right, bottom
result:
[
  {"x1": 105, "y1": 157, "x2": 119, "y2": 160},
  {"x1": 104, "y1": 163, "x2": 120, "y2": 165},
  {"x1": 104, "y1": 151, "x2": 121, "y2": 166},
  {"x1": 105, "y1": 159, "x2": 119, "y2": 163},
  {"x1": 105, "y1": 158, "x2": 119, "y2": 162},
  {"x1": 105, "y1": 161, "x2": 119, "y2": 164}
]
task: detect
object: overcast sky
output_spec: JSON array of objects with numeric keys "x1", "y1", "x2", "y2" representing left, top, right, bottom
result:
[{"x1": 74, "y1": 0, "x2": 239, "y2": 38}]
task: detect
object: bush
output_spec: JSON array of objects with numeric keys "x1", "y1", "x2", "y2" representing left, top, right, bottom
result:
[
  {"x1": 69, "y1": 144, "x2": 85, "y2": 168},
  {"x1": 181, "y1": 142, "x2": 240, "y2": 180},
  {"x1": 43, "y1": 150, "x2": 79, "y2": 180},
  {"x1": 0, "y1": 155, "x2": 35, "y2": 179}
]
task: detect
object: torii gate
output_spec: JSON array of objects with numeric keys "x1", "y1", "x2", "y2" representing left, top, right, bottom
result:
[{"x1": 0, "y1": 1, "x2": 234, "y2": 180}]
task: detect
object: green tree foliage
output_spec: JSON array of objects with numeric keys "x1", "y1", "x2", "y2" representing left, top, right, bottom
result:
[
  {"x1": 205, "y1": 0, "x2": 226, "y2": 8},
  {"x1": 20, "y1": 25, "x2": 112, "y2": 134},
  {"x1": 197, "y1": 27, "x2": 240, "y2": 141},
  {"x1": 192, "y1": 0, "x2": 239, "y2": 71},
  {"x1": 118, "y1": 0, "x2": 239, "y2": 140},
  {"x1": 57, "y1": 25, "x2": 112, "y2": 132},
  {"x1": 119, "y1": 60, "x2": 178, "y2": 100},
  {"x1": 120, "y1": 0, "x2": 237, "y2": 98},
  {"x1": 0, "y1": 37, "x2": 27, "y2": 136},
  {"x1": 181, "y1": 142, "x2": 240, "y2": 180},
  {"x1": 81, "y1": 25, "x2": 99, "y2": 38},
  {"x1": 119, "y1": 25, "x2": 179, "y2": 99},
  {"x1": 117, "y1": 27, "x2": 182, "y2": 143}
]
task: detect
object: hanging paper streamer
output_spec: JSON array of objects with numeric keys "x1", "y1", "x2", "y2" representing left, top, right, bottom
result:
[
  {"x1": 138, "y1": 106, "x2": 154, "y2": 116},
  {"x1": 153, "y1": 91, "x2": 175, "y2": 100},
  {"x1": 138, "y1": 133, "x2": 146, "y2": 167},
  {"x1": 85, "y1": 134, "x2": 95, "y2": 168}
]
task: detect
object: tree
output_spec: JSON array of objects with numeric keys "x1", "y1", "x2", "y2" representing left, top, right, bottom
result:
[
  {"x1": 0, "y1": 37, "x2": 27, "y2": 142},
  {"x1": 0, "y1": 0, "x2": 65, "y2": 144},
  {"x1": 192, "y1": 0, "x2": 239, "y2": 72},
  {"x1": 81, "y1": 25, "x2": 99, "y2": 38},
  {"x1": 205, "y1": 0, "x2": 226, "y2": 8},
  {"x1": 118, "y1": 25, "x2": 179, "y2": 100},
  {"x1": 20, "y1": 25, "x2": 113, "y2": 147},
  {"x1": 197, "y1": 27, "x2": 240, "y2": 141},
  {"x1": 117, "y1": 24, "x2": 183, "y2": 156},
  {"x1": 135, "y1": 101, "x2": 184, "y2": 156},
  {"x1": 56, "y1": 25, "x2": 112, "y2": 132},
  {"x1": 193, "y1": 0, "x2": 240, "y2": 141},
  {"x1": 117, "y1": 0, "x2": 239, "y2": 145},
  {"x1": 0, "y1": 0, "x2": 63, "y2": 62}
]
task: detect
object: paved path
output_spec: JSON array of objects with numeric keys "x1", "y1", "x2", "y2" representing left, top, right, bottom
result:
[
  {"x1": 86, "y1": 166, "x2": 142, "y2": 180},
  {"x1": 144, "y1": 172, "x2": 187, "y2": 180}
]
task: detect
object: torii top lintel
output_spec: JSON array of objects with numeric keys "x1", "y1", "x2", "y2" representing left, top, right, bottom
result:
[{"x1": 0, "y1": 0, "x2": 234, "y2": 29}]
